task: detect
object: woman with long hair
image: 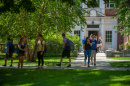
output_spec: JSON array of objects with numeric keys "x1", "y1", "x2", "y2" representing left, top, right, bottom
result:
[
  {"x1": 83, "y1": 37, "x2": 92, "y2": 67},
  {"x1": 18, "y1": 37, "x2": 27, "y2": 69}
]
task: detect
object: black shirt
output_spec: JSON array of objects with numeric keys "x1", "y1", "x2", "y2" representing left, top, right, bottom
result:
[{"x1": 84, "y1": 40, "x2": 92, "y2": 50}]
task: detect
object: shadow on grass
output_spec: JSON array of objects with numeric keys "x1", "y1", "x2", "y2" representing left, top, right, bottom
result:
[{"x1": 0, "y1": 69, "x2": 130, "y2": 86}]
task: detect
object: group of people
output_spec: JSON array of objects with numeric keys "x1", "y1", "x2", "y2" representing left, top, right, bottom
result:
[
  {"x1": 82, "y1": 34, "x2": 103, "y2": 67},
  {"x1": 2, "y1": 34, "x2": 45, "y2": 69},
  {"x1": 2, "y1": 33, "x2": 103, "y2": 69}
]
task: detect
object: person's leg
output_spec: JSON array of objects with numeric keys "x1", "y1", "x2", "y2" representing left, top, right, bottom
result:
[
  {"x1": 3, "y1": 53, "x2": 8, "y2": 66},
  {"x1": 18, "y1": 56, "x2": 21, "y2": 69},
  {"x1": 67, "y1": 50, "x2": 71, "y2": 67},
  {"x1": 10, "y1": 53, "x2": 13, "y2": 66},
  {"x1": 37, "y1": 52, "x2": 40, "y2": 68},
  {"x1": 57, "y1": 50, "x2": 65, "y2": 66},
  {"x1": 94, "y1": 50, "x2": 96, "y2": 66},
  {"x1": 84, "y1": 51, "x2": 87, "y2": 66},
  {"x1": 100, "y1": 45, "x2": 103, "y2": 53},
  {"x1": 41, "y1": 52, "x2": 44, "y2": 69},
  {"x1": 5, "y1": 58, "x2": 7, "y2": 66},
  {"x1": 21, "y1": 56, "x2": 24, "y2": 69},
  {"x1": 88, "y1": 50, "x2": 92, "y2": 67}
]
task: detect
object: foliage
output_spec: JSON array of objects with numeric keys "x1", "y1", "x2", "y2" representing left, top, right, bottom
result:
[{"x1": 113, "y1": 0, "x2": 130, "y2": 37}]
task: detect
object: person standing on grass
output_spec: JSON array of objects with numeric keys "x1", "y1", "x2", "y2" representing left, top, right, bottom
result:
[
  {"x1": 56, "y1": 33, "x2": 71, "y2": 67},
  {"x1": 37, "y1": 34, "x2": 45, "y2": 69},
  {"x1": 83, "y1": 37, "x2": 92, "y2": 67},
  {"x1": 91, "y1": 35, "x2": 97, "y2": 66},
  {"x1": 3, "y1": 38, "x2": 14, "y2": 67},
  {"x1": 18, "y1": 37, "x2": 27, "y2": 69}
]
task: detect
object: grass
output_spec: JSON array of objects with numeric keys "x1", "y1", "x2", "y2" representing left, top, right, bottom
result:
[
  {"x1": 0, "y1": 69, "x2": 130, "y2": 86},
  {"x1": 110, "y1": 57, "x2": 130, "y2": 60},
  {"x1": 0, "y1": 57, "x2": 76, "y2": 67},
  {"x1": 110, "y1": 62, "x2": 130, "y2": 68}
]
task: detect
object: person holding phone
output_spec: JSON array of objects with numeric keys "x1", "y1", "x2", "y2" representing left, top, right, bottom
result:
[{"x1": 83, "y1": 37, "x2": 92, "y2": 67}]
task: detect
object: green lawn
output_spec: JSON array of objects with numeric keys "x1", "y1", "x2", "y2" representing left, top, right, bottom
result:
[
  {"x1": 110, "y1": 62, "x2": 130, "y2": 68},
  {"x1": 0, "y1": 57, "x2": 76, "y2": 67},
  {"x1": 110, "y1": 57, "x2": 130, "y2": 60},
  {"x1": 0, "y1": 69, "x2": 130, "y2": 86}
]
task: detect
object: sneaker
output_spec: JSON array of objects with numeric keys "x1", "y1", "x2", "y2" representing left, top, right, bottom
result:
[
  {"x1": 2, "y1": 64, "x2": 6, "y2": 66},
  {"x1": 67, "y1": 64, "x2": 71, "y2": 67},
  {"x1": 88, "y1": 65, "x2": 90, "y2": 67},
  {"x1": 94, "y1": 64, "x2": 96, "y2": 66},
  {"x1": 56, "y1": 64, "x2": 61, "y2": 66},
  {"x1": 10, "y1": 64, "x2": 12, "y2": 67},
  {"x1": 91, "y1": 62, "x2": 93, "y2": 65}
]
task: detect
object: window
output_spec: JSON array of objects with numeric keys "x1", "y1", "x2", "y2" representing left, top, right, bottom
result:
[
  {"x1": 106, "y1": 31, "x2": 112, "y2": 42},
  {"x1": 74, "y1": 30, "x2": 80, "y2": 37},
  {"x1": 106, "y1": 0, "x2": 115, "y2": 8},
  {"x1": 87, "y1": 25, "x2": 99, "y2": 28}
]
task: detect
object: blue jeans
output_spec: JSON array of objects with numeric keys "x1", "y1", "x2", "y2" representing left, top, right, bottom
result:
[{"x1": 84, "y1": 50, "x2": 92, "y2": 65}]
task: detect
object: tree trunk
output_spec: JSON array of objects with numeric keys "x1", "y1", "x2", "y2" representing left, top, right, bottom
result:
[
  {"x1": 23, "y1": 9, "x2": 32, "y2": 61},
  {"x1": 32, "y1": 1, "x2": 46, "y2": 61}
]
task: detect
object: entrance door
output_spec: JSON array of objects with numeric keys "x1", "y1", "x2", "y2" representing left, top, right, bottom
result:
[{"x1": 88, "y1": 31, "x2": 98, "y2": 37}]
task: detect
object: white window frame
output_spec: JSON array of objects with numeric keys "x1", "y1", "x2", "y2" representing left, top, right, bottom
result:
[
  {"x1": 106, "y1": 0, "x2": 115, "y2": 8},
  {"x1": 74, "y1": 30, "x2": 80, "y2": 37},
  {"x1": 105, "y1": 31, "x2": 112, "y2": 43}
]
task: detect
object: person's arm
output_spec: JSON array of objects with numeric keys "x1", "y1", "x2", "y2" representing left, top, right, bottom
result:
[
  {"x1": 18, "y1": 44, "x2": 24, "y2": 51},
  {"x1": 25, "y1": 44, "x2": 27, "y2": 54},
  {"x1": 88, "y1": 41, "x2": 92, "y2": 46},
  {"x1": 64, "y1": 42, "x2": 65, "y2": 47}
]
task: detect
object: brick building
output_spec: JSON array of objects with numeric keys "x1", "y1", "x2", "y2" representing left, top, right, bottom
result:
[{"x1": 71, "y1": 0, "x2": 127, "y2": 51}]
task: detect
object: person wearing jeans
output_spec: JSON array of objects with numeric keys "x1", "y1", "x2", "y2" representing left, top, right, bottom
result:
[{"x1": 83, "y1": 37, "x2": 92, "y2": 67}]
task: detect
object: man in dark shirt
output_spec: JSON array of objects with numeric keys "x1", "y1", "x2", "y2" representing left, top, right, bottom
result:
[{"x1": 56, "y1": 33, "x2": 71, "y2": 67}]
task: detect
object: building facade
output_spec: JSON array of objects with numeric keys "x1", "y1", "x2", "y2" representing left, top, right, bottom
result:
[{"x1": 71, "y1": 0, "x2": 121, "y2": 51}]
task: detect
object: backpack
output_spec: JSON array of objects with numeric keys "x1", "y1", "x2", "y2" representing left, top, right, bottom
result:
[
  {"x1": 66, "y1": 38, "x2": 74, "y2": 51},
  {"x1": 97, "y1": 39, "x2": 101, "y2": 44},
  {"x1": 9, "y1": 43, "x2": 15, "y2": 53},
  {"x1": 41, "y1": 40, "x2": 47, "y2": 53}
]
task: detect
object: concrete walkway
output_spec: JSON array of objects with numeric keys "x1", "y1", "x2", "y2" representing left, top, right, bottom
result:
[{"x1": 0, "y1": 53, "x2": 130, "y2": 71}]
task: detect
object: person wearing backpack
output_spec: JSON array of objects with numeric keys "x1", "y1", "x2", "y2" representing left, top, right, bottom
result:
[
  {"x1": 56, "y1": 33, "x2": 72, "y2": 67},
  {"x1": 18, "y1": 37, "x2": 27, "y2": 69},
  {"x1": 83, "y1": 37, "x2": 92, "y2": 67},
  {"x1": 90, "y1": 35, "x2": 97, "y2": 66},
  {"x1": 36, "y1": 34, "x2": 45, "y2": 69},
  {"x1": 3, "y1": 38, "x2": 14, "y2": 67}
]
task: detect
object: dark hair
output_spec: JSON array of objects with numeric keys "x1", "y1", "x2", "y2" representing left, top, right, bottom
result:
[
  {"x1": 20, "y1": 37, "x2": 25, "y2": 43},
  {"x1": 7, "y1": 38, "x2": 10, "y2": 41},
  {"x1": 86, "y1": 37, "x2": 90, "y2": 41},
  {"x1": 39, "y1": 34, "x2": 43, "y2": 38},
  {"x1": 62, "y1": 33, "x2": 65, "y2": 36}
]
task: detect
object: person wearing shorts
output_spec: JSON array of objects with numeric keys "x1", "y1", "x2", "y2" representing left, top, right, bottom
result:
[
  {"x1": 3, "y1": 38, "x2": 13, "y2": 67},
  {"x1": 18, "y1": 37, "x2": 27, "y2": 69},
  {"x1": 91, "y1": 35, "x2": 97, "y2": 66},
  {"x1": 56, "y1": 33, "x2": 71, "y2": 67}
]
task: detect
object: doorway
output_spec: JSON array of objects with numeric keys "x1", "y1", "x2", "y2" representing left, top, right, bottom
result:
[{"x1": 88, "y1": 31, "x2": 99, "y2": 37}]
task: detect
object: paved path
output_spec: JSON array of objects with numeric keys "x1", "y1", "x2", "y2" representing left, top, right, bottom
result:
[{"x1": 0, "y1": 53, "x2": 130, "y2": 71}]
